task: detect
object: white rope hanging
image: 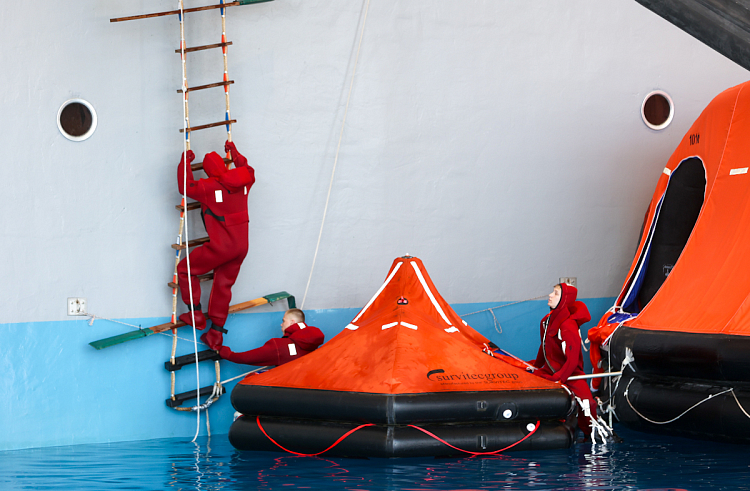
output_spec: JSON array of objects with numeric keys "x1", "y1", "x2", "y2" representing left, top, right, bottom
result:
[
  {"x1": 301, "y1": 0, "x2": 372, "y2": 309},
  {"x1": 176, "y1": 0, "x2": 204, "y2": 442}
]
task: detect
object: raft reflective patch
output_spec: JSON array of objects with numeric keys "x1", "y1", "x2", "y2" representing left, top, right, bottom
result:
[
  {"x1": 444, "y1": 327, "x2": 460, "y2": 333},
  {"x1": 345, "y1": 323, "x2": 359, "y2": 330},
  {"x1": 663, "y1": 168, "x2": 672, "y2": 176},
  {"x1": 382, "y1": 322, "x2": 398, "y2": 330},
  {"x1": 400, "y1": 321, "x2": 418, "y2": 330},
  {"x1": 730, "y1": 167, "x2": 748, "y2": 175}
]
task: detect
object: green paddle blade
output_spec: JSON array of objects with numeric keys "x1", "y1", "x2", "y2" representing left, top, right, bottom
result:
[{"x1": 89, "y1": 327, "x2": 154, "y2": 350}]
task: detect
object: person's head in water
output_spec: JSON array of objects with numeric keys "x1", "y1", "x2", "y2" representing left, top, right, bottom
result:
[{"x1": 280, "y1": 308, "x2": 305, "y2": 334}]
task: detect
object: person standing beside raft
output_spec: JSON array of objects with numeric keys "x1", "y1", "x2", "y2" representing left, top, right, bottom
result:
[{"x1": 530, "y1": 283, "x2": 597, "y2": 440}]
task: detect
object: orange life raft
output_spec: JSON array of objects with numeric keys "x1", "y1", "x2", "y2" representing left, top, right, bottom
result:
[
  {"x1": 229, "y1": 256, "x2": 574, "y2": 457},
  {"x1": 588, "y1": 81, "x2": 750, "y2": 443}
]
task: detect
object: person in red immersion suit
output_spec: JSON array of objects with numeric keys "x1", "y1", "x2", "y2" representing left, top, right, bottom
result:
[
  {"x1": 201, "y1": 308, "x2": 324, "y2": 367},
  {"x1": 530, "y1": 283, "x2": 597, "y2": 439},
  {"x1": 177, "y1": 141, "x2": 255, "y2": 332}
]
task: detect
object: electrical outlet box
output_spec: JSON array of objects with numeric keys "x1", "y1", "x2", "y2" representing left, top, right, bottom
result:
[
  {"x1": 68, "y1": 297, "x2": 87, "y2": 316},
  {"x1": 559, "y1": 277, "x2": 577, "y2": 288}
]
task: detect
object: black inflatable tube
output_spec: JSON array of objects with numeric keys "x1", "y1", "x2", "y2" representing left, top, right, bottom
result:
[
  {"x1": 613, "y1": 372, "x2": 750, "y2": 444},
  {"x1": 229, "y1": 415, "x2": 574, "y2": 458},
  {"x1": 611, "y1": 327, "x2": 750, "y2": 382},
  {"x1": 231, "y1": 386, "x2": 573, "y2": 425}
]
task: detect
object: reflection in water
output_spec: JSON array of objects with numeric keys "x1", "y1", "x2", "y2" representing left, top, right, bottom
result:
[{"x1": 0, "y1": 427, "x2": 749, "y2": 490}]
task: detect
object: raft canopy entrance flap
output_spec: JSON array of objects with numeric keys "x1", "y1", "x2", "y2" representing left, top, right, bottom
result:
[{"x1": 621, "y1": 157, "x2": 706, "y2": 313}]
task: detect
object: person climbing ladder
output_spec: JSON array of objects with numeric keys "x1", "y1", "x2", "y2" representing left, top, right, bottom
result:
[{"x1": 177, "y1": 140, "x2": 255, "y2": 332}]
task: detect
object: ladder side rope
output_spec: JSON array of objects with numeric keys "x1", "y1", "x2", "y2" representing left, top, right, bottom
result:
[
  {"x1": 221, "y1": 0, "x2": 233, "y2": 147},
  {"x1": 176, "y1": 0, "x2": 204, "y2": 442},
  {"x1": 300, "y1": 0, "x2": 372, "y2": 309}
]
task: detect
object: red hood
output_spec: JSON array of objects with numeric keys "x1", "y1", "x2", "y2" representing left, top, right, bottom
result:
[
  {"x1": 285, "y1": 323, "x2": 324, "y2": 352},
  {"x1": 547, "y1": 283, "x2": 590, "y2": 331},
  {"x1": 203, "y1": 152, "x2": 226, "y2": 178},
  {"x1": 203, "y1": 151, "x2": 255, "y2": 193}
]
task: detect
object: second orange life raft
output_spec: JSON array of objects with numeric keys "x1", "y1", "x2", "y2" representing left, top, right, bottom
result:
[{"x1": 228, "y1": 256, "x2": 575, "y2": 457}]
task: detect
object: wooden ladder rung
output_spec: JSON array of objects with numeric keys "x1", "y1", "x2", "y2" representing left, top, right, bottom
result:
[
  {"x1": 172, "y1": 237, "x2": 210, "y2": 250},
  {"x1": 176, "y1": 201, "x2": 201, "y2": 212},
  {"x1": 189, "y1": 157, "x2": 232, "y2": 172},
  {"x1": 111, "y1": 2, "x2": 240, "y2": 23},
  {"x1": 180, "y1": 119, "x2": 237, "y2": 133},
  {"x1": 168, "y1": 272, "x2": 214, "y2": 289},
  {"x1": 175, "y1": 41, "x2": 233, "y2": 54},
  {"x1": 178, "y1": 80, "x2": 234, "y2": 94},
  {"x1": 111, "y1": 0, "x2": 273, "y2": 23}
]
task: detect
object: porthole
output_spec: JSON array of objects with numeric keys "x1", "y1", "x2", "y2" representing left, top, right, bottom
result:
[
  {"x1": 57, "y1": 99, "x2": 97, "y2": 141},
  {"x1": 641, "y1": 90, "x2": 673, "y2": 130}
]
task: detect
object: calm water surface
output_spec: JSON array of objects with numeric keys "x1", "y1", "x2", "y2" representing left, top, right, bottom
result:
[{"x1": 1, "y1": 426, "x2": 748, "y2": 490}]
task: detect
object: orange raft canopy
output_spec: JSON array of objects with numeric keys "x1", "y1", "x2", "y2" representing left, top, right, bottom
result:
[
  {"x1": 229, "y1": 256, "x2": 575, "y2": 457},
  {"x1": 588, "y1": 81, "x2": 750, "y2": 443}
]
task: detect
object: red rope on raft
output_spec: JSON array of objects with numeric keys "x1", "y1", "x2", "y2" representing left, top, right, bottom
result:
[
  {"x1": 256, "y1": 415, "x2": 375, "y2": 457},
  {"x1": 407, "y1": 420, "x2": 541, "y2": 456},
  {"x1": 256, "y1": 415, "x2": 540, "y2": 457}
]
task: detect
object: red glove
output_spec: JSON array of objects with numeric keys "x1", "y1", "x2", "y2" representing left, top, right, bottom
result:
[
  {"x1": 224, "y1": 141, "x2": 236, "y2": 154},
  {"x1": 200, "y1": 329, "x2": 223, "y2": 351},
  {"x1": 181, "y1": 150, "x2": 195, "y2": 165}
]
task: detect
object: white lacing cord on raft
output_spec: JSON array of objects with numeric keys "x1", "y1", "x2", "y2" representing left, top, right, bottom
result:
[
  {"x1": 623, "y1": 377, "x2": 750, "y2": 425},
  {"x1": 300, "y1": 0, "x2": 371, "y2": 309}
]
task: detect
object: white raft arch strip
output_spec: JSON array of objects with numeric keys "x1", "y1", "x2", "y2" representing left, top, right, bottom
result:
[
  {"x1": 409, "y1": 261, "x2": 456, "y2": 333},
  {"x1": 345, "y1": 261, "x2": 403, "y2": 331}
]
